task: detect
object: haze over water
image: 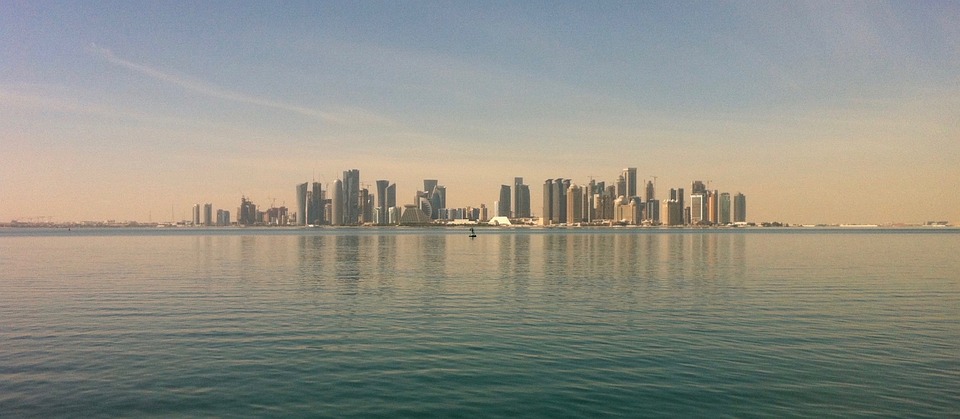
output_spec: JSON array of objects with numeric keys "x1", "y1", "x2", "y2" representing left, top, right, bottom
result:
[
  {"x1": 4, "y1": 2, "x2": 959, "y2": 224},
  {"x1": 1, "y1": 228, "x2": 958, "y2": 417}
]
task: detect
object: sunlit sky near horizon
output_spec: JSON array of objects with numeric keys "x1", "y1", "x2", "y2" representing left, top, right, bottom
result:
[{"x1": 3, "y1": 1, "x2": 959, "y2": 224}]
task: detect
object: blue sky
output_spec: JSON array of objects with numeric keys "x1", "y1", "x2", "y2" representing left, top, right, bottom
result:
[{"x1": 2, "y1": 1, "x2": 959, "y2": 223}]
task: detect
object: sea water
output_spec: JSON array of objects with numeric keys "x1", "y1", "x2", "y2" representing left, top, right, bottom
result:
[{"x1": 1, "y1": 228, "x2": 958, "y2": 417}]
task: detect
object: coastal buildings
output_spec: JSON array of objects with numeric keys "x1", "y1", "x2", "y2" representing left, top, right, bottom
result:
[
  {"x1": 720, "y1": 192, "x2": 731, "y2": 225},
  {"x1": 419, "y1": 180, "x2": 446, "y2": 220},
  {"x1": 534, "y1": 174, "x2": 746, "y2": 227},
  {"x1": 296, "y1": 182, "x2": 308, "y2": 226},
  {"x1": 375, "y1": 180, "x2": 397, "y2": 225},
  {"x1": 542, "y1": 179, "x2": 553, "y2": 225},
  {"x1": 691, "y1": 193, "x2": 705, "y2": 224},
  {"x1": 216, "y1": 209, "x2": 230, "y2": 226},
  {"x1": 238, "y1": 196, "x2": 257, "y2": 225},
  {"x1": 331, "y1": 179, "x2": 343, "y2": 226},
  {"x1": 498, "y1": 185, "x2": 511, "y2": 217},
  {"x1": 203, "y1": 204, "x2": 212, "y2": 226},
  {"x1": 623, "y1": 167, "x2": 637, "y2": 199},
  {"x1": 187, "y1": 167, "x2": 748, "y2": 227},
  {"x1": 310, "y1": 182, "x2": 324, "y2": 226},
  {"x1": 342, "y1": 169, "x2": 360, "y2": 226},
  {"x1": 514, "y1": 177, "x2": 530, "y2": 218},
  {"x1": 734, "y1": 193, "x2": 747, "y2": 223},
  {"x1": 566, "y1": 184, "x2": 583, "y2": 224}
]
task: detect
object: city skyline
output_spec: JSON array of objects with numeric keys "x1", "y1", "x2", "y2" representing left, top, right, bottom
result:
[
  {"x1": 179, "y1": 168, "x2": 751, "y2": 226},
  {"x1": 3, "y1": 2, "x2": 959, "y2": 224}
]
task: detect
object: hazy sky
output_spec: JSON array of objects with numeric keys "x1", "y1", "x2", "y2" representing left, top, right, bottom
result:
[{"x1": 3, "y1": 1, "x2": 958, "y2": 224}]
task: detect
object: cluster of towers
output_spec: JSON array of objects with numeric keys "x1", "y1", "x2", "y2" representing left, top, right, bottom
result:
[
  {"x1": 293, "y1": 170, "x2": 488, "y2": 226},
  {"x1": 190, "y1": 166, "x2": 746, "y2": 227},
  {"x1": 496, "y1": 177, "x2": 532, "y2": 219},
  {"x1": 295, "y1": 169, "x2": 384, "y2": 226},
  {"x1": 687, "y1": 181, "x2": 747, "y2": 226},
  {"x1": 190, "y1": 195, "x2": 272, "y2": 226},
  {"x1": 539, "y1": 168, "x2": 746, "y2": 226}
]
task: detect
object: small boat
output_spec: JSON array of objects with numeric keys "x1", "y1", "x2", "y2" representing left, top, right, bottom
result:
[{"x1": 469, "y1": 227, "x2": 477, "y2": 238}]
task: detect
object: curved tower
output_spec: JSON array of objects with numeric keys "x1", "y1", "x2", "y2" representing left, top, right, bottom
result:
[
  {"x1": 296, "y1": 182, "x2": 308, "y2": 226},
  {"x1": 331, "y1": 179, "x2": 343, "y2": 226}
]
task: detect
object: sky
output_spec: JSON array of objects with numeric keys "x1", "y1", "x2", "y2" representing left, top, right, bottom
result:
[{"x1": 2, "y1": 1, "x2": 959, "y2": 224}]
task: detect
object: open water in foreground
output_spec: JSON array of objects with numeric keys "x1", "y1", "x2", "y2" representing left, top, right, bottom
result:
[{"x1": 1, "y1": 228, "x2": 958, "y2": 417}]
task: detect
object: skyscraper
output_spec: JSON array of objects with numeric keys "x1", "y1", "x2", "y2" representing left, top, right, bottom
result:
[
  {"x1": 616, "y1": 173, "x2": 627, "y2": 198},
  {"x1": 419, "y1": 180, "x2": 445, "y2": 220},
  {"x1": 498, "y1": 185, "x2": 511, "y2": 217},
  {"x1": 542, "y1": 179, "x2": 554, "y2": 225},
  {"x1": 719, "y1": 192, "x2": 731, "y2": 225},
  {"x1": 216, "y1": 209, "x2": 230, "y2": 226},
  {"x1": 707, "y1": 190, "x2": 719, "y2": 224},
  {"x1": 238, "y1": 196, "x2": 256, "y2": 226},
  {"x1": 691, "y1": 181, "x2": 706, "y2": 195},
  {"x1": 664, "y1": 200, "x2": 682, "y2": 226},
  {"x1": 203, "y1": 203, "x2": 212, "y2": 226},
  {"x1": 386, "y1": 183, "x2": 396, "y2": 208},
  {"x1": 360, "y1": 187, "x2": 373, "y2": 224},
  {"x1": 677, "y1": 188, "x2": 685, "y2": 224},
  {"x1": 331, "y1": 179, "x2": 343, "y2": 226},
  {"x1": 623, "y1": 167, "x2": 637, "y2": 198},
  {"x1": 418, "y1": 196, "x2": 433, "y2": 219},
  {"x1": 645, "y1": 180, "x2": 655, "y2": 201},
  {"x1": 580, "y1": 185, "x2": 591, "y2": 223},
  {"x1": 602, "y1": 184, "x2": 616, "y2": 220},
  {"x1": 423, "y1": 180, "x2": 438, "y2": 196},
  {"x1": 645, "y1": 200, "x2": 660, "y2": 224},
  {"x1": 691, "y1": 193, "x2": 705, "y2": 224},
  {"x1": 566, "y1": 184, "x2": 582, "y2": 224},
  {"x1": 192, "y1": 204, "x2": 201, "y2": 226},
  {"x1": 586, "y1": 179, "x2": 597, "y2": 222},
  {"x1": 342, "y1": 169, "x2": 360, "y2": 225},
  {"x1": 310, "y1": 182, "x2": 323, "y2": 225},
  {"x1": 513, "y1": 177, "x2": 530, "y2": 218},
  {"x1": 296, "y1": 182, "x2": 308, "y2": 226},
  {"x1": 430, "y1": 185, "x2": 446, "y2": 219},
  {"x1": 552, "y1": 178, "x2": 567, "y2": 224},
  {"x1": 376, "y1": 180, "x2": 390, "y2": 225},
  {"x1": 734, "y1": 193, "x2": 747, "y2": 223}
]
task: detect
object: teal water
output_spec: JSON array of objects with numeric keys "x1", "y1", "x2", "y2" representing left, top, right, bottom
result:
[{"x1": 1, "y1": 228, "x2": 958, "y2": 417}]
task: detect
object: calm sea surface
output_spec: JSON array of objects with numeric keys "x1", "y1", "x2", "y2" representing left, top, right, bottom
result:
[{"x1": 1, "y1": 228, "x2": 958, "y2": 417}]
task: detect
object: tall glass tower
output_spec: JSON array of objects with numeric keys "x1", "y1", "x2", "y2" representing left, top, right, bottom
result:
[
  {"x1": 342, "y1": 169, "x2": 360, "y2": 225},
  {"x1": 623, "y1": 167, "x2": 638, "y2": 198}
]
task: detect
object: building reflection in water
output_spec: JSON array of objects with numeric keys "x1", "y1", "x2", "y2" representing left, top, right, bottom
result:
[
  {"x1": 286, "y1": 229, "x2": 747, "y2": 299},
  {"x1": 334, "y1": 235, "x2": 361, "y2": 283},
  {"x1": 493, "y1": 233, "x2": 532, "y2": 300},
  {"x1": 532, "y1": 231, "x2": 747, "y2": 289},
  {"x1": 297, "y1": 235, "x2": 327, "y2": 282}
]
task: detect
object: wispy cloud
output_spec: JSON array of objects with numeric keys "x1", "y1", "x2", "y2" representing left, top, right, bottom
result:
[{"x1": 86, "y1": 43, "x2": 381, "y2": 125}]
